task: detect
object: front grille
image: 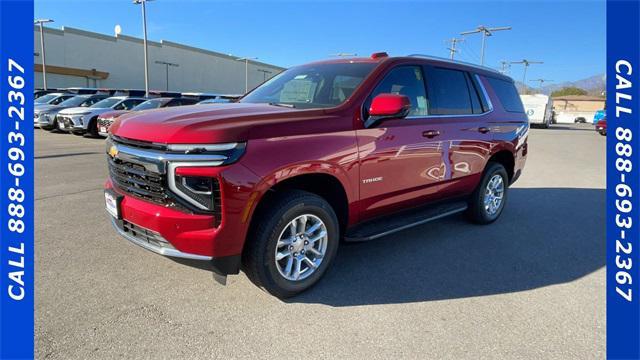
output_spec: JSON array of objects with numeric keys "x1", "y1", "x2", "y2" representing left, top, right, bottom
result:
[
  {"x1": 98, "y1": 118, "x2": 113, "y2": 128},
  {"x1": 121, "y1": 220, "x2": 174, "y2": 249},
  {"x1": 108, "y1": 157, "x2": 169, "y2": 205}
]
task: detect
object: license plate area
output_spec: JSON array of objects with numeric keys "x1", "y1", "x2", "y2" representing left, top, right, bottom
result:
[{"x1": 105, "y1": 189, "x2": 123, "y2": 219}]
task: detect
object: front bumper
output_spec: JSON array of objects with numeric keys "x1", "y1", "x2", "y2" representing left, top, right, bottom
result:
[
  {"x1": 57, "y1": 114, "x2": 87, "y2": 132},
  {"x1": 104, "y1": 139, "x2": 259, "y2": 275},
  {"x1": 110, "y1": 216, "x2": 212, "y2": 260},
  {"x1": 97, "y1": 118, "x2": 114, "y2": 137}
]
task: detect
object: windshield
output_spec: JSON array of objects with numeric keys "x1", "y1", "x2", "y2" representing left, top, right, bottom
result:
[
  {"x1": 91, "y1": 98, "x2": 121, "y2": 108},
  {"x1": 240, "y1": 62, "x2": 376, "y2": 109},
  {"x1": 35, "y1": 94, "x2": 57, "y2": 104},
  {"x1": 59, "y1": 95, "x2": 90, "y2": 107},
  {"x1": 132, "y1": 99, "x2": 164, "y2": 111}
]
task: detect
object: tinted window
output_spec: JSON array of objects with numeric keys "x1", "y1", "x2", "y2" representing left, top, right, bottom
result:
[
  {"x1": 241, "y1": 62, "x2": 376, "y2": 109},
  {"x1": 132, "y1": 99, "x2": 164, "y2": 110},
  {"x1": 464, "y1": 73, "x2": 482, "y2": 114},
  {"x1": 366, "y1": 66, "x2": 428, "y2": 117},
  {"x1": 91, "y1": 98, "x2": 121, "y2": 108},
  {"x1": 487, "y1": 77, "x2": 525, "y2": 113},
  {"x1": 117, "y1": 99, "x2": 145, "y2": 110},
  {"x1": 424, "y1": 67, "x2": 473, "y2": 115}
]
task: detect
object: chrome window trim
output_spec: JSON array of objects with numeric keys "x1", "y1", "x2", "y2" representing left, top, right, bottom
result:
[{"x1": 167, "y1": 161, "x2": 223, "y2": 211}]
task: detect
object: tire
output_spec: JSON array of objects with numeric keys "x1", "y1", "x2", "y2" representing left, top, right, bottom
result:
[
  {"x1": 467, "y1": 162, "x2": 509, "y2": 224},
  {"x1": 86, "y1": 117, "x2": 99, "y2": 137},
  {"x1": 242, "y1": 190, "x2": 339, "y2": 298}
]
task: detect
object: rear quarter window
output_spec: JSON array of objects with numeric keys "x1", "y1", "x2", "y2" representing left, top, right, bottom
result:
[{"x1": 486, "y1": 77, "x2": 525, "y2": 113}]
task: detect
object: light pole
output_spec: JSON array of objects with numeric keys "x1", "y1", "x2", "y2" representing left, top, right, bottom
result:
[
  {"x1": 461, "y1": 25, "x2": 511, "y2": 66},
  {"x1": 236, "y1": 56, "x2": 257, "y2": 94},
  {"x1": 133, "y1": 0, "x2": 153, "y2": 97},
  {"x1": 257, "y1": 69, "x2": 272, "y2": 82},
  {"x1": 155, "y1": 60, "x2": 179, "y2": 91},
  {"x1": 330, "y1": 53, "x2": 357, "y2": 57},
  {"x1": 510, "y1": 59, "x2": 543, "y2": 94},
  {"x1": 34, "y1": 19, "x2": 53, "y2": 90}
]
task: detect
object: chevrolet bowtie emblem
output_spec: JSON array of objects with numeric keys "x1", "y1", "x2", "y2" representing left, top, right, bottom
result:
[{"x1": 108, "y1": 145, "x2": 118, "y2": 158}]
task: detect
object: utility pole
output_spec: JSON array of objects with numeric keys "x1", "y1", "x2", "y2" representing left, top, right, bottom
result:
[
  {"x1": 499, "y1": 60, "x2": 510, "y2": 74},
  {"x1": 133, "y1": 0, "x2": 153, "y2": 97},
  {"x1": 510, "y1": 59, "x2": 543, "y2": 94},
  {"x1": 447, "y1": 38, "x2": 464, "y2": 60},
  {"x1": 236, "y1": 56, "x2": 258, "y2": 94},
  {"x1": 257, "y1": 69, "x2": 272, "y2": 82},
  {"x1": 34, "y1": 19, "x2": 54, "y2": 90},
  {"x1": 461, "y1": 25, "x2": 512, "y2": 65},
  {"x1": 154, "y1": 60, "x2": 179, "y2": 91}
]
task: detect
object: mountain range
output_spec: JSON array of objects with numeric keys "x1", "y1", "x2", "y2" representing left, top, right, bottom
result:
[{"x1": 515, "y1": 74, "x2": 605, "y2": 96}]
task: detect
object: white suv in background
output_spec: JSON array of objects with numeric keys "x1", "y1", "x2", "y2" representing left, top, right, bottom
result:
[{"x1": 56, "y1": 96, "x2": 147, "y2": 136}]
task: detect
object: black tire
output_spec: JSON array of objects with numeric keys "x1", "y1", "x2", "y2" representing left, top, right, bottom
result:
[
  {"x1": 242, "y1": 190, "x2": 339, "y2": 298},
  {"x1": 466, "y1": 162, "x2": 509, "y2": 224},
  {"x1": 86, "y1": 117, "x2": 99, "y2": 137}
]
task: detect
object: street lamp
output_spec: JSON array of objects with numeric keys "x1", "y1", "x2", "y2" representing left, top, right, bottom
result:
[
  {"x1": 330, "y1": 53, "x2": 357, "y2": 57},
  {"x1": 460, "y1": 25, "x2": 511, "y2": 66},
  {"x1": 510, "y1": 59, "x2": 543, "y2": 94},
  {"x1": 257, "y1": 69, "x2": 272, "y2": 82},
  {"x1": 133, "y1": 0, "x2": 153, "y2": 97},
  {"x1": 34, "y1": 19, "x2": 54, "y2": 90},
  {"x1": 155, "y1": 60, "x2": 179, "y2": 91},
  {"x1": 236, "y1": 56, "x2": 257, "y2": 94}
]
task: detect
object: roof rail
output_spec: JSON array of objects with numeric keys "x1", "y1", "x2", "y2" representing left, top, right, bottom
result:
[{"x1": 407, "y1": 54, "x2": 503, "y2": 75}]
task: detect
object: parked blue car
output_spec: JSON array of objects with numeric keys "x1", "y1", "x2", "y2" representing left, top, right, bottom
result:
[{"x1": 593, "y1": 109, "x2": 606, "y2": 124}]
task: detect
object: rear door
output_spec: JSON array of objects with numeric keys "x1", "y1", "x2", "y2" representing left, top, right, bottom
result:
[{"x1": 422, "y1": 66, "x2": 493, "y2": 187}]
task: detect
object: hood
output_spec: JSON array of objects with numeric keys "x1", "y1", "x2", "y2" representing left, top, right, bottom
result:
[
  {"x1": 59, "y1": 106, "x2": 95, "y2": 115},
  {"x1": 111, "y1": 102, "x2": 305, "y2": 144},
  {"x1": 99, "y1": 110, "x2": 129, "y2": 120},
  {"x1": 34, "y1": 104, "x2": 60, "y2": 114}
]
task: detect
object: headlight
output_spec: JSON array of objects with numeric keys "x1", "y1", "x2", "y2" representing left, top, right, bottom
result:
[
  {"x1": 166, "y1": 142, "x2": 246, "y2": 164},
  {"x1": 165, "y1": 143, "x2": 245, "y2": 212}
]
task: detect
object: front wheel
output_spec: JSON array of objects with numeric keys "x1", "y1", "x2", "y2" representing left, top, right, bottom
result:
[
  {"x1": 242, "y1": 190, "x2": 339, "y2": 298},
  {"x1": 467, "y1": 162, "x2": 509, "y2": 224}
]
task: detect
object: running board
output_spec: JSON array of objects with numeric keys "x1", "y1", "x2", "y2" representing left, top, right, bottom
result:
[{"x1": 344, "y1": 201, "x2": 468, "y2": 242}]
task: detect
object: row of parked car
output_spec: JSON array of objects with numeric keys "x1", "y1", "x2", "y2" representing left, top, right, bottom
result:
[{"x1": 33, "y1": 87, "x2": 241, "y2": 137}]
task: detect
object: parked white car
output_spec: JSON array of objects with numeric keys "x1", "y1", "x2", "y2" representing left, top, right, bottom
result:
[
  {"x1": 34, "y1": 94, "x2": 108, "y2": 130},
  {"x1": 520, "y1": 94, "x2": 553, "y2": 128},
  {"x1": 56, "y1": 96, "x2": 146, "y2": 136}
]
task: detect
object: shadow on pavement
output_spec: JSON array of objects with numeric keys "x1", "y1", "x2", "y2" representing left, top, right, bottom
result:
[{"x1": 288, "y1": 187, "x2": 604, "y2": 306}]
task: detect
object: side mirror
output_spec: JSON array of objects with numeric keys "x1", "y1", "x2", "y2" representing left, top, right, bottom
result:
[{"x1": 365, "y1": 93, "x2": 411, "y2": 128}]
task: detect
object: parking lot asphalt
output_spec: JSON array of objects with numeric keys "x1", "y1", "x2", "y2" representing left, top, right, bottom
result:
[{"x1": 35, "y1": 124, "x2": 605, "y2": 360}]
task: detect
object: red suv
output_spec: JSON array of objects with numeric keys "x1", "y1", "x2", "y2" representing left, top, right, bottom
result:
[{"x1": 104, "y1": 53, "x2": 528, "y2": 297}]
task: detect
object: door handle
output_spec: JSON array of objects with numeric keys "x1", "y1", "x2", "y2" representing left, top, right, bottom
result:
[
  {"x1": 478, "y1": 127, "x2": 490, "y2": 134},
  {"x1": 422, "y1": 130, "x2": 440, "y2": 138}
]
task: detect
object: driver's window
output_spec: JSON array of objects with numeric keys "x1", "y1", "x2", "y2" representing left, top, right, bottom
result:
[{"x1": 365, "y1": 66, "x2": 428, "y2": 118}]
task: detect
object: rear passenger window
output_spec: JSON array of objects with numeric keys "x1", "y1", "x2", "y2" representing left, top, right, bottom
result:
[
  {"x1": 486, "y1": 77, "x2": 525, "y2": 113},
  {"x1": 424, "y1": 67, "x2": 473, "y2": 115}
]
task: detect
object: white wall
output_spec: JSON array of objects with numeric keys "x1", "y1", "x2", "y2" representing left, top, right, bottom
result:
[{"x1": 34, "y1": 26, "x2": 284, "y2": 94}]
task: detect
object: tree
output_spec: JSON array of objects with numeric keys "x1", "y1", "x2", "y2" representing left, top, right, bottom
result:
[{"x1": 551, "y1": 86, "x2": 588, "y2": 97}]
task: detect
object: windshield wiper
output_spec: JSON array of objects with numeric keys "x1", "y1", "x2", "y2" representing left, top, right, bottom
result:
[{"x1": 267, "y1": 102, "x2": 295, "y2": 108}]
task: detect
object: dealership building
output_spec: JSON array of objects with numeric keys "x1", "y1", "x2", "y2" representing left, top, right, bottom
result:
[{"x1": 33, "y1": 26, "x2": 285, "y2": 94}]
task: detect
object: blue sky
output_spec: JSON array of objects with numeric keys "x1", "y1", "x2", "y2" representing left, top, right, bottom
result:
[{"x1": 35, "y1": 0, "x2": 605, "y2": 83}]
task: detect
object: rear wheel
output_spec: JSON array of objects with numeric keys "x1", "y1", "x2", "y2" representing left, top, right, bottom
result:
[
  {"x1": 467, "y1": 162, "x2": 509, "y2": 224},
  {"x1": 242, "y1": 190, "x2": 339, "y2": 298}
]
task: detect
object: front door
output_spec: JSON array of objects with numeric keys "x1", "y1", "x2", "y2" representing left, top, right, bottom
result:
[{"x1": 357, "y1": 65, "x2": 446, "y2": 220}]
